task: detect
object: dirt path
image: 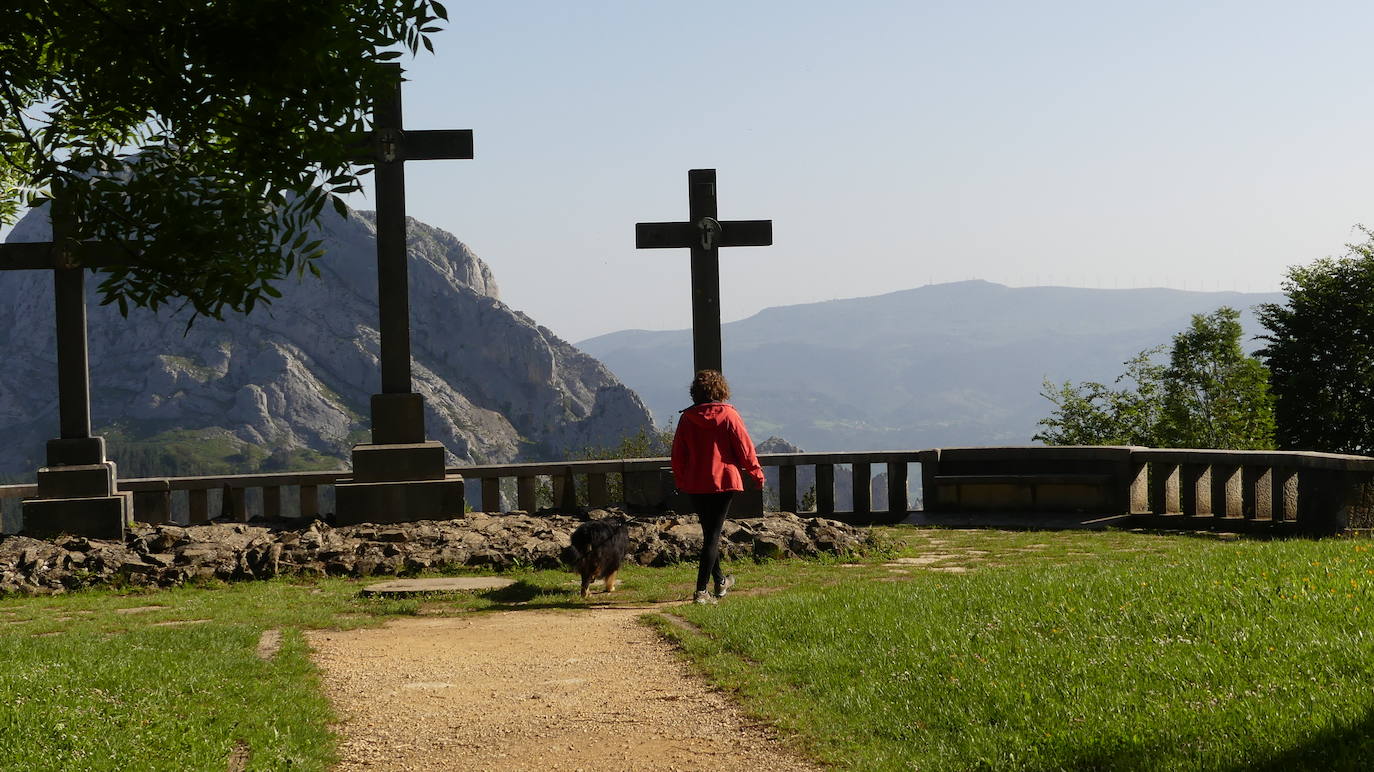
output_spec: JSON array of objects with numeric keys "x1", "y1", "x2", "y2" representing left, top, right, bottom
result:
[{"x1": 306, "y1": 605, "x2": 818, "y2": 771}]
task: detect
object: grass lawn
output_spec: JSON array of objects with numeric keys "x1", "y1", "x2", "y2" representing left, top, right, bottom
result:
[
  {"x1": 2, "y1": 526, "x2": 1373, "y2": 770},
  {"x1": 661, "y1": 528, "x2": 1374, "y2": 770}
]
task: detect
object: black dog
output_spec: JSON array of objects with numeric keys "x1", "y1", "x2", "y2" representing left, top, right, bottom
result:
[{"x1": 569, "y1": 519, "x2": 630, "y2": 598}]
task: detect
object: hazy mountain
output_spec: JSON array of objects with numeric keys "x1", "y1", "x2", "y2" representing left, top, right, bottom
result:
[
  {"x1": 0, "y1": 206, "x2": 654, "y2": 479},
  {"x1": 578, "y1": 280, "x2": 1284, "y2": 452}
]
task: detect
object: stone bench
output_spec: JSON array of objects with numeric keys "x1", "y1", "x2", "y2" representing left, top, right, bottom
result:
[
  {"x1": 922, "y1": 447, "x2": 1139, "y2": 514},
  {"x1": 932, "y1": 473, "x2": 1115, "y2": 512}
]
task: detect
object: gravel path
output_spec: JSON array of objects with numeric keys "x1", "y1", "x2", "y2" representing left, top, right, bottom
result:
[{"x1": 306, "y1": 605, "x2": 818, "y2": 771}]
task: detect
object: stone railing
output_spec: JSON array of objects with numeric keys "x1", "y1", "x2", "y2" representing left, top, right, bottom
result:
[
  {"x1": 1, "y1": 446, "x2": 1371, "y2": 535},
  {"x1": 0, "y1": 452, "x2": 922, "y2": 531},
  {"x1": 920, "y1": 446, "x2": 1374, "y2": 535},
  {"x1": 1127, "y1": 448, "x2": 1374, "y2": 534},
  {"x1": 449, "y1": 452, "x2": 921, "y2": 524}
]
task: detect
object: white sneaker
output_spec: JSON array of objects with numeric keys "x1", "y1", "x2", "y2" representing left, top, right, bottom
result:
[
  {"x1": 714, "y1": 574, "x2": 736, "y2": 599},
  {"x1": 693, "y1": 590, "x2": 717, "y2": 605}
]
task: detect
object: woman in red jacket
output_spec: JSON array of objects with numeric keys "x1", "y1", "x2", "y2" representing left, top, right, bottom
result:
[{"x1": 671, "y1": 370, "x2": 765, "y2": 605}]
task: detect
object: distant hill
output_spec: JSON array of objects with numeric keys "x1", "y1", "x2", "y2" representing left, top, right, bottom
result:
[
  {"x1": 0, "y1": 205, "x2": 654, "y2": 480},
  {"x1": 578, "y1": 280, "x2": 1284, "y2": 452}
]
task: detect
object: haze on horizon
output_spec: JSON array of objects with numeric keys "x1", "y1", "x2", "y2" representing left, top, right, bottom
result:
[{"x1": 7, "y1": 1, "x2": 1374, "y2": 343}]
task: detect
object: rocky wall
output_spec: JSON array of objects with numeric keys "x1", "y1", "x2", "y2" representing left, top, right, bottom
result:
[{"x1": 0, "y1": 510, "x2": 875, "y2": 596}]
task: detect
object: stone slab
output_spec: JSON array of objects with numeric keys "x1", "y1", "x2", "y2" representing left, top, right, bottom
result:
[
  {"x1": 334, "y1": 474, "x2": 465, "y2": 525},
  {"x1": 45, "y1": 436, "x2": 106, "y2": 466},
  {"x1": 350, "y1": 441, "x2": 447, "y2": 483},
  {"x1": 371, "y1": 393, "x2": 426, "y2": 445},
  {"x1": 359, "y1": 576, "x2": 515, "y2": 597},
  {"x1": 37, "y1": 462, "x2": 117, "y2": 498},
  {"x1": 22, "y1": 491, "x2": 132, "y2": 540}
]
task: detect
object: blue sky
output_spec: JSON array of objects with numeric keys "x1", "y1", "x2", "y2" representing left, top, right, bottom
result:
[
  {"x1": 11, "y1": 2, "x2": 1374, "y2": 342},
  {"x1": 363, "y1": 1, "x2": 1374, "y2": 341}
]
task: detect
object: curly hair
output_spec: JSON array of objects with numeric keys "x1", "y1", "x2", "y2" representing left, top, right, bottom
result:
[{"x1": 689, "y1": 369, "x2": 731, "y2": 404}]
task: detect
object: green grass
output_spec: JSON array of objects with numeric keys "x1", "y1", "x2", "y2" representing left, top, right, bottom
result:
[
  {"x1": 0, "y1": 578, "x2": 418, "y2": 771},
  {"x1": 5, "y1": 528, "x2": 1374, "y2": 770},
  {"x1": 660, "y1": 529, "x2": 1374, "y2": 770}
]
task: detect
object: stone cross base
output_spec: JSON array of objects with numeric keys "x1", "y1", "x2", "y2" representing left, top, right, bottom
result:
[
  {"x1": 334, "y1": 441, "x2": 465, "y2": 525},
  {"x1": 23, "y1": 492, "x2": 132, "y2": 540},
  {"x1": 22, "y1": 459, "x2": 131, "y2": 539},
  {"x1": 334, "y1": 476, "x2": 466, "y2": 525}
]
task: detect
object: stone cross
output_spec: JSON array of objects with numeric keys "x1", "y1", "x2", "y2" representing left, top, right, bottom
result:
[
  {"x1": 635, "y1": 169, "x2": 772, "y2": 374},
  {"x1": 334, "y1": 63, "x2": 472, "y2": 525},
  {"x1": 0, "y1": 192, "x2": 131, "y2": 465},
  {"x1": 0, "y1": 188, "x2": 136, "y2": 536},
  {"x1": 349, "y1": 62, "x2": 474, "y2": 445}
]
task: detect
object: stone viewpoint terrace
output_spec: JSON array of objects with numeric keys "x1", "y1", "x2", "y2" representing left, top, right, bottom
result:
[{"x1": 3, "y1": 445, "x2": 1371, "y2": 539}]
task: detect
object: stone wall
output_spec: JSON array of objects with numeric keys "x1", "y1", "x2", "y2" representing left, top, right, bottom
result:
[{"x1": 0, "y1": 510, "x2": 875, "y2": 596}]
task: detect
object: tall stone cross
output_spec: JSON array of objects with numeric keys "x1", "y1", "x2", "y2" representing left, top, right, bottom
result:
[
  {"x1": 0, "y1": 189, "x2": 136, "y2": 538},
  {"x1": 349, "y1": 62, "x2": 474, "y2": 444},
  {"x1": 335, "y1": 63, "x2": 472, "y2": 525},
  {"x1": 635, "y1": 169, "x2": 772, "y2": 374}
]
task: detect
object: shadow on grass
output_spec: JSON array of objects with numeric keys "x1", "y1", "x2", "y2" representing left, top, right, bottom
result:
[
  {"x1": 473, "y1": 580, "x2": 589, "y2": 611},
  {"x1": 1229, "y1": 706, "x2": 1374, "y2": 772},
  {"x1": 1019, "y1": 707, "x2": 1374, "y2": 772},
  {"x1": 472, "y1": 580, "x2": 681, "y2": 612},
  {"x1": 1025, "y1": 738, "x2": 1174, "y2": 772},
  {"x1": 480, "y1": 580, "x2": 554, "y2": 605}
]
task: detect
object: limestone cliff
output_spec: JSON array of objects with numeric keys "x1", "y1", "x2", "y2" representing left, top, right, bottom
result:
[{"x1": 0, "y1": 206, "x2": 654, "y2": 477}]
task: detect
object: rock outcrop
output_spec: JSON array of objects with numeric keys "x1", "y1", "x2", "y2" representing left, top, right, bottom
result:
[
  {"x1": 0, "y1": 206, "x2": 654, "y2": 477},
  {"x1": 0, "y1": 511, "x2": 876, "y2": 595}
]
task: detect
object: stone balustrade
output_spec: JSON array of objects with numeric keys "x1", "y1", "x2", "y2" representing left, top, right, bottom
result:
[{"x1": 1, "y1": 446, "x2": 1371, "y2": 536}]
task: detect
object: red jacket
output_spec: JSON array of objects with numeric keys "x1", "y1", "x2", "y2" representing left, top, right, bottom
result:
[{"x1": 671, "y1": 402, "x2": 766, "y2": 494}]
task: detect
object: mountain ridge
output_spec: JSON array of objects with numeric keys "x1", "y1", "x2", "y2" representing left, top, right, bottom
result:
[
  {"x1": 0, "y1": 205, "x2": 654, "y2": 479},
  {"x1": 578, "y1": 280, "x2": 1284, "y2": 451}
]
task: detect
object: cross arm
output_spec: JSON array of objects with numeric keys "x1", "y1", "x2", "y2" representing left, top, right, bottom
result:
[
  {"x1": 716, "y1": 220, "x2": 772, "y2": 248},
  {"x1": 0, "y1": 241, "x2": 140, "y2": 270},
  {"x1": 635, "y1": 219, "x2": 773, "y2": 249},
  {"x1": 635, "y1": 221, "x2": 695, "y2": 249},
  {"x1": 348, "y1": 129, "x2": 474, "y2": 163},
  {"x1": 0, "y1": 243, "x2": 53, "y2": 270}
]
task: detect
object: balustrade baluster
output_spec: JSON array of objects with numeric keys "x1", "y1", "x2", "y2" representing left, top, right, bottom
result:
[
  {"x1": 1129, "y1": 461, "x2": 1150, "y2": 514},
  {"x1": 300, "y1": 485, "x2": 319, "y2": 519},
  {"x1": 224, "y1": 485, "x2": 247, "y2": 522},
  {"x1": 517, "y1": 476, "x2": 537, "y2": 512},
  {"x1": 887, "y1": 459, "x2": 908, "y2": 519},
  {"x1": 1194, "y1": 464, "x2": 1215, "y2": 516},
  {"x1": 816, "y1": 464, "x2": 834, "y2": 515},
  {"x1": 263, "y1": 485, "x2": 282, "y2": 519},
  {"x1": 1211, "y1": 464, "x2": 1241, "y2": 518},
  {"x1": 189, "y1": 488, "x2": 209, "y2": 524},
  {"x1": 133, "y1": 481, "x2": 171, "y2": 525},
  {"x1": 1274, "y1": 467, "x2": 1298, "y2": 522},
  {"x1": 481, "y1": 477, "x2": 501, "y2": 513},
  {"x1": 1242, "y1": 466, "x2": 1266, "y2": 519},
  {"x1": 558, "y1": 467, "x2": 578, "y2": 510},
  {"x1": 588, "y1": 473, "x2": 609, "y2": 508},
  {"x1": 852, "y1": 462, "x2": 871, "y2": 515},
  {"x1": 779, "y1": 464, "x2": 797, "y2": 512}
]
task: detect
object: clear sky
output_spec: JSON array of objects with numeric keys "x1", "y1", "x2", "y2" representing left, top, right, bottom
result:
[{"x1": 12, "y1": 2, "x2": 1374, "y2": 342}]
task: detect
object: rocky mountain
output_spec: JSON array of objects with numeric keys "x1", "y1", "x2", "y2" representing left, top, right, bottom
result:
[
  {"x1": 0, "y1": 206, "x2": 654, "y2": 479},
  {"x1": 579, "y1": 280, "x2": 1284, "y2": 452}
]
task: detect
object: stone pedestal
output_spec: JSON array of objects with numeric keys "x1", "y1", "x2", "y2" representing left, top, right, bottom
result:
[
  {"x1": 335, "y1": 441, "x2": 465, "y2": 525},
  {"x1": 22, "y1": 457, "x2": 131, "y2": 539},
  {"x1": 370, "y1": 393, "x2": 426, "y2": 444}
]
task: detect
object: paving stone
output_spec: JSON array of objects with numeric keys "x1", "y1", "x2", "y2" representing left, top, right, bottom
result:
[{"x1": 360, "y1": 576, "x2": 515, "y2": 597}]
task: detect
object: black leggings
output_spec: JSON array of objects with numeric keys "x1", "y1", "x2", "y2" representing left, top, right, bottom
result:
[{"x1": 690, "y1": 492, "x2": 733, "y2": 593}]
